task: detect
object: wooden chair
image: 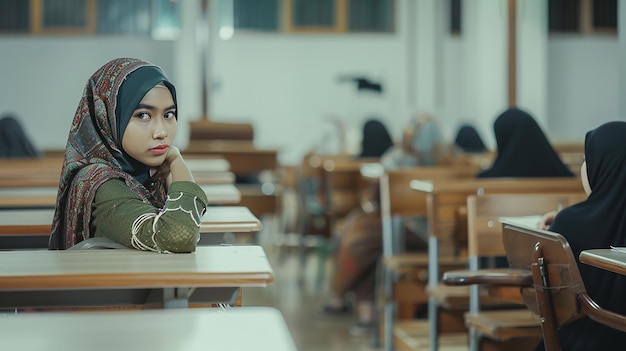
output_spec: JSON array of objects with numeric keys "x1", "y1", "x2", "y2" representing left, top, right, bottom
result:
[
  {"x1": 446, "y1": 223, "x2": 626, "y2": 351},
  {"x1": 375, "y1": 165, "x2": 478, "y2": 350},
  {"x1": 410, "y1": 177, "x2": 584, "y2": 351},
  {"x1": 450, "y1": 193, "x2": 585, "y2": 351}
]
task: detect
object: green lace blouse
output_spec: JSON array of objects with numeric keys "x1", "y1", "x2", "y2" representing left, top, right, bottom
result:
[{"x1": 90, "y1": 179, "x2": 209, "y2": 253}]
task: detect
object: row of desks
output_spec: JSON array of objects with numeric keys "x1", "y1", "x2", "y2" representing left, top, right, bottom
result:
[{"x1": 0, "y1": 154, "x2": 295, "y2": 350}]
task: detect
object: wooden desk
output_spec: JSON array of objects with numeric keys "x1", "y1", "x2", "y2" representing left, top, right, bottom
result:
[
  {"x1": 0, "y1": 245, "x2": 273, "y2": 309},
  {"x1": 0, "y1": 184, "x2": 241, "y2": 209},
  {"x1": 579, "y1": 249, "x2": 626, "y2": 275},
  {"x1": 193, "y1": 171, "x2": 235, "y2": 184},
  {"x1": 185, "y1": 157, "x2": 231, "y2": 172},
  {"x1": 201, "y1": 206, "x2": 262, "y2": 233},
  {"x1": 0, "y1": 307, "x2": 297, "y2": 351},
  {"x1": 200, "y1": 184, "x2": 241, "y2": 204},
  {"x1": 0, "y1": 206, "x2": 261, "y2": 249},
  {"x1": 185, "y1": 141, "x2": 278, "y2": 179}
]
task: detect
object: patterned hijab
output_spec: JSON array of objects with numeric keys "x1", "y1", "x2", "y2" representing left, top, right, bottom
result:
[
  {"x1": 49, "y1": 58, "x2": 177, "y2": 250},
  {"x1": 477, "y1": 107, "x2": 573, "y2": 178}
]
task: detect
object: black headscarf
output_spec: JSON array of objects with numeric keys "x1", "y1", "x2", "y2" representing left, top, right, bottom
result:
[
  {"x1": 454, "y1": 124, "x2": 487, "y2": 153},
  {"x1": 477, "y1": 107, "x2": 573, "y2": 178},
  {"x1": 0, "y1": 113, "x2": 40, "y2": 158},
  {"x1": 537, "y1": 121, "x2": 626, "y2": 350},
  {"x1": 358, "y1": 118, "x2": 393, "y2": 158}
]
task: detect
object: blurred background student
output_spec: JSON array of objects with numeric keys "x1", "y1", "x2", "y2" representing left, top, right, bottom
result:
[{"x1": 318, "y1": 113, "x2": 449, "y2": 336}]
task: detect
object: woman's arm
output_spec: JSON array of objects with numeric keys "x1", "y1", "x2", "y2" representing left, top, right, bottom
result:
[
  {"x1": 91, "y1": 179, "x2": 208, "y2": 253},
  {"x1": 154, "y1": 146, "x2": 194, "y2": 188}
]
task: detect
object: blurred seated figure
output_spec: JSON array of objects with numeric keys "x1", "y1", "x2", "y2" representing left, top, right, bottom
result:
[
  {"x1": 357, "y1": 118, "x2": 393, "y2": 159},
  {"x1": 477, "y1": 107, "x2": 573, "y2": 178},
  {"x1": 318, "y1": 112, "x2": 449, "y2": 336},
  {"x1": 453, "y1": 123, "x2": 487, "y2": 153},
  {"x1": 0, "y1": 113, "x2": 40, "y2": 158}
]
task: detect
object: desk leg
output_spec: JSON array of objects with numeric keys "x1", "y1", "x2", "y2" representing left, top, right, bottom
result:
[
  {"x1": 428, "y1": 236, "x2": 439, "y2": 351},
  {"x1": 163, "y1": 288, "x2": 190, "y2": 309}
]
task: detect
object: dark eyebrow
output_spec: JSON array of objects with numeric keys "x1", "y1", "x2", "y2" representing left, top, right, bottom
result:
[{"x1": 135, "y1": 104, "x2": 177, "y2": 111}]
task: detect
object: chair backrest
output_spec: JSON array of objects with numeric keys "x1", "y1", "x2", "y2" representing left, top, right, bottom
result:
[
  {"x1": 465, "y1": 193, "x2": 586, "y2": 316},
  {"x1": 379, "y1": 165, "x2": 476, "y2": 257},
  {"x1": 468, "y1": 193, "x2": 586, "y2": 258},
  {"x1": 502, "y1": 223, "x2": 587, "y2": 349},
  {"x1": 69, "y1": 237, "x2": 129, "y2": 250}
]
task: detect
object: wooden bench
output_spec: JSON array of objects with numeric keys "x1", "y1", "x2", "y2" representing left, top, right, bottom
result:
[{"x1": 409, "y1": 177, "x2": 585, "y2": 351}]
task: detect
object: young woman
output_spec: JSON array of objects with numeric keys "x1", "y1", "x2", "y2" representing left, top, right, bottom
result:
[
  {"x1": 536, "y1": 121, "x2": 626, "y2": 350},
  {"x1": 49, "y1": 58, "x2": 208, "y2": 253}
]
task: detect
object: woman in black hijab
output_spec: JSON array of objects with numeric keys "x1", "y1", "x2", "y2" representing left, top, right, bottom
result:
[
  {"x1": 357, "y1": 118, "x2": 393, "y2": 158},
  {"x1": 535, "y1": 121, "x2": 626, "y2": 350},
  {"x1": 0, "y1": 113, "x2": 40, "y2": 158},
  {"x1": 477, "y1": 107, "x2": 573, "y2": 178},
  {"x1": 454, "y1": 124, "x2": 487, "y2": 153}
]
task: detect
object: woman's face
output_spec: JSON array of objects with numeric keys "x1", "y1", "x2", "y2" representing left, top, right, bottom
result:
[
  {"x1": 581, "y1": 160, "x2": 591, "y2": 196},
  {"x1": 122, "y1": 86, "x2": 177, "y2": 167}
]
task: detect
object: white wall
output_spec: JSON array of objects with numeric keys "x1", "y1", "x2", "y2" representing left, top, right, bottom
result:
[
  {"x1": 0, "y1": 1, "x2": 620, "y2": 165},
  {"x1": 547, "y1": 36, "x2": 619, "y2": 141},
  {"x1": 0, "y1": 36, "x2": 175, "y2": 151}
]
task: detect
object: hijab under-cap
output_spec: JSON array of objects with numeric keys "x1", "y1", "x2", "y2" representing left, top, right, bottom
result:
[
  {"x1": 49, "y1": 58, "x2": 177, "y2": 250},
  {"x1": 534, "y1": 121, "x2": 626, "y2": 350},
  {"x1": 477, "y1": 107, "x2": 573, "y2": 178}
]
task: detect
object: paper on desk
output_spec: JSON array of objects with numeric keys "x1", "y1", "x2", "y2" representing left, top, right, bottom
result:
[
  {"x1": 610, "y1": 246, "x2": 626, "y2": 254},
  {"x1": 499, "y1": 215, "x2": 543, "y2": 229}
]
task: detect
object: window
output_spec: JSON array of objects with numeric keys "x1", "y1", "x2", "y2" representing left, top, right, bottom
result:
[
  {"x1": 548, "y1": 0, "x2": 617, "y2": 34},
  {"x1": 0, "y1": 0, "x2": 180, "y2": 38},
  {"x1": 234, "y1": 0, "x2": 279, "y2": 31},
  {"x1": 0, "y1": 0, "x2": 30, "y2": 32},
  {"x1": 221, "y1": 0, "x2": 395, "y2": 34}
]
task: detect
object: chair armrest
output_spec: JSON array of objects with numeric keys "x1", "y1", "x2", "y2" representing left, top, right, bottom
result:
[
  {"x1": 443, "y1": 268, "x2": 533, "y2": 286},
  {"x1": 579, "y1": 294, "x2": 626, "y2": 333}
]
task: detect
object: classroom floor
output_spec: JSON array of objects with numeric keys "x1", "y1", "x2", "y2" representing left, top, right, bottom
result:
[{"x1": 242, "y1": 240, "x2": 375, "y2": 351}]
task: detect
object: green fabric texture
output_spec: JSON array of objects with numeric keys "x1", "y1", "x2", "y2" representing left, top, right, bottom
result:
[{"x1": 91, "y1": 179, "x2": 208, "y2": 253}]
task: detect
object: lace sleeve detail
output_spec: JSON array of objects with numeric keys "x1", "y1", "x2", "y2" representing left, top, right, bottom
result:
[{"x1": 130, "y1": 192, "x2": 206, "y2": 253}]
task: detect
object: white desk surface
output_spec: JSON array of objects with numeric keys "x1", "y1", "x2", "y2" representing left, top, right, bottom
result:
[
  {"x1": 185, "y1": 158, "x2": 231, "y2": 172},
  {"x1": 0, "y1": 184, "x2": 241, "y2": 208},
  {"x1": 0, "y1": 307, "x2": 297, "y2": 351},
  {"x1": 499, "y1": 215, "x2": 543, "y2": 230},
  {"x1": 201, "y1": 184, "x2": 241, "y2": 204},
  {"x1": 0, "y1": 245, "x2": 273, "y2": 289},
  {"x1": 579, "y1": 249, "x2": 626, "y2": 276},
  {"x1": 201, "y1": 206, "x2": 261, "y2": 233},
  {"x1": 0, "y1": 245, "x2": 273, "y2": 309},
  {"x1": 0, "y1": 206, "x2": 260, "y2": 235}
]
